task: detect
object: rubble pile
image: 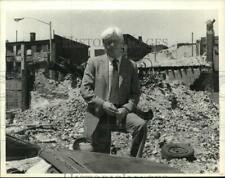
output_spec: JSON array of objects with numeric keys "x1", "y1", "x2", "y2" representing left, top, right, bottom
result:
[
  {"x1": 7, "y1": 72, "x2": 219, "y2": 173},
  {"x1": 113, "y1": 76, "x2": 219, "y2": 173},
  {"x1": 9, "y1": 86, "x2": 87, "y2": 150},
  {"x1": 34, "y1": 72, "x2": 73, "y2": 99}
]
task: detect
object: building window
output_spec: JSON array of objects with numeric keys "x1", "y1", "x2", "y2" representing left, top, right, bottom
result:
[
  {"x1": 16, "y1": 45, "x2": 21, "y2": 55},
  {"x1": 42, "y1": 44, "x2": 48, "y2": 52},
  {"x1": 36, "y1": 44, "x2": 42, "y2": 52},
  {"x1": 26, "y1": 44, "x2": 32, "y2": 56},
  {"x1": 26, "y1": 49, "x2": 32, "y2": 56},
  {"x1": 7, "y1": 45, "x2": 13, "y2": 53},
  {"x1": 6, "y1": 62, "x2": 13, "y2": 74}
]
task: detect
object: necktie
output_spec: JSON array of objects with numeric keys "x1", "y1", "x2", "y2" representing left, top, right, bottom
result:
[
  {"x1": 109, "y1": 59, "x2": 119, "y2": 105},
  {"x1": 112, "y1": 59, "x2": 118, "y2": 71}
]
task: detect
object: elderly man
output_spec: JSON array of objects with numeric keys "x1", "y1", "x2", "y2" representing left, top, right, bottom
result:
[{"x1": 80, "y1": 26, "x2": 147, "y2": 158}]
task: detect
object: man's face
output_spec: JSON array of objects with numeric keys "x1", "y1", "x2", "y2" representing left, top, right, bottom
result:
[{"x1": 103, "y1": 36, "x2": 124, "y2": 59}]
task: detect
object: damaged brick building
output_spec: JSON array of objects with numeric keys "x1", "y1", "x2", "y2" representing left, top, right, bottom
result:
[{"x1": 6, "y1": 33, "x2": 90, "y2": 110}]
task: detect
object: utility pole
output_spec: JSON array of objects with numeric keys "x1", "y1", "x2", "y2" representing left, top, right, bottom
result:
[
  {"x1": 49, "y1": 21, "x2": 54, "y2": 79},
  {"x1": 16, "y1": 30, "x2": 18, "y2": 42},
  {"x1": 154, "y1": 45, "x2": 157, "y2": 62},
  {"x1": 14, "y1": 17, "x2": 55, "y2": 80},
  {"x1": 191, "y1": 32, "x2": 194, "y2": 57}
]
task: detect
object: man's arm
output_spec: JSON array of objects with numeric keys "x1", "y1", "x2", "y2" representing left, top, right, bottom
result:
[
  {"x1": 81, "y1": 58, "x2": 119, "y2": 116},
  {"x1": 80, "y1": 58, "x2": 105, "y2": 109},
  {"x1": 122, "y1": 62, "x2": 141, "y2": 112}
]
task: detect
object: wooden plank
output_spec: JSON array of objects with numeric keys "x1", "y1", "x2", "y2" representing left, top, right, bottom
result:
[
  {"x1": 6, "y1": 79, "x2": 22, "y2": 90},
  {"x1": 6, "y1": 90, "x2": 22, "y2": 110}
]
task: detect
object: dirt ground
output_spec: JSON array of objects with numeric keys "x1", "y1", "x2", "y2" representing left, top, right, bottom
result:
[{"x1": 6, "y1": 72, "x2": 219, "y2": 174}]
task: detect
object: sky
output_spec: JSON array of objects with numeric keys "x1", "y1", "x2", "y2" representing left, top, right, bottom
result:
[{"x1": 5, "y1": 9, "x2": 218, "y2": 48}]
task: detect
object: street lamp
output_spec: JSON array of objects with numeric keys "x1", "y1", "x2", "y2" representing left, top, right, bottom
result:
[{"x1": 14, "y1": 17, "x2": 52, "y2": 67}]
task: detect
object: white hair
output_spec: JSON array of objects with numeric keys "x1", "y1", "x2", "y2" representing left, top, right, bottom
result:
[{"x1": 101, "y1": 26, "x2": 124, "y2": 44}]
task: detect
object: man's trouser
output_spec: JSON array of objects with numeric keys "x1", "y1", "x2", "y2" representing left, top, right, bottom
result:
[{"x1": 90, "y1": 113, "x2": 147, "y2": 158}]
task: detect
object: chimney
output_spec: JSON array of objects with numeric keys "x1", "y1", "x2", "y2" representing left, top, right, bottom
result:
[
  {"x1": 138, "y1": 36, "x2": 142, "y2": 42},
  {"x1": 30, "y1": 32, "x2": 36, "y2": 42}
]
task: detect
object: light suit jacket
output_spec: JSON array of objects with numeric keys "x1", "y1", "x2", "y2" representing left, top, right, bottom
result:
[{"x1": 80, "y1": 54, "x2": 141, "y2": 138}]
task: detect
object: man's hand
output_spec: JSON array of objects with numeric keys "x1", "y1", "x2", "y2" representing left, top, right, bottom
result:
[
  {"x1": 103, "y1": 101, "x2": 118, "y2": 116},
  {"x1": 116, "y1": 108, "x2": 128, "y2": 128}
]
